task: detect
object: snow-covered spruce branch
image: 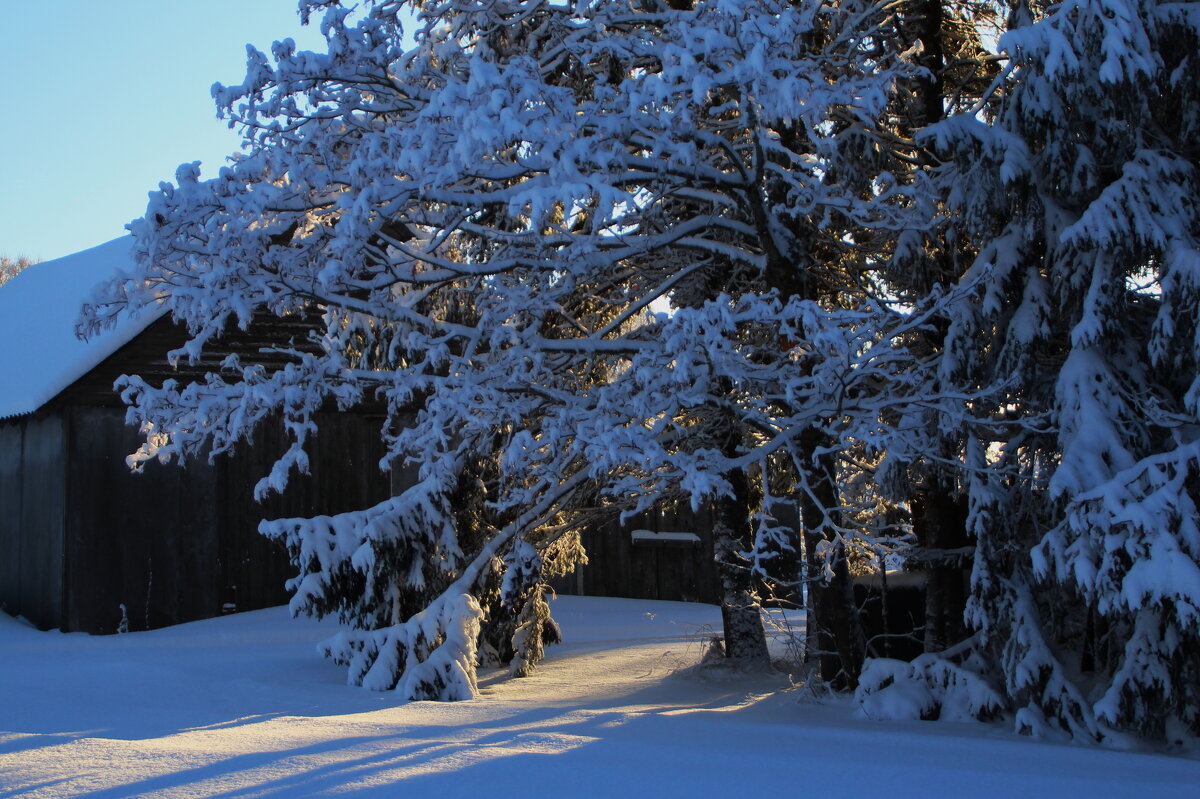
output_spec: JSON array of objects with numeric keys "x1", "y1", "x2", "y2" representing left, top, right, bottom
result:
[{"x1": 263, "y1": 467, "x2": 590, "y2": 698}]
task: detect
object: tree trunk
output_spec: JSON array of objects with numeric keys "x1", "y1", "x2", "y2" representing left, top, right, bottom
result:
[
  {"x1": 912, "y1": 481, "x2": 969, "y2": 653},
  {"x1": 714, "y1": 466, "x2": 772, "y2": 670},
  {"x1": 798, "y1": 427, "x2": 865, "y2": 689},
  {"x1": 914, "y1": 0, "x2": 946, "y2": 129},
  {"x1": 804, "y1": 531, "x2": 863, "y2": 689}
]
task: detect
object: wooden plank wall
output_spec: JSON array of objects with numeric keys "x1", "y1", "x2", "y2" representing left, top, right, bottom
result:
[
  {"x1": 557, "y1": 505, "x2": 721, "y2": 605},
  {"x1": 0, "y1": 311, "x2": 397, "y2": 633},
  {"x1": 0, "y1": 414, "x2": 68, "y2": 630},
  {"x1": 0, "y1": 422, "x2": 23, "y2": 618},
  {"x1": 219, "y1": 411, "x2": 393, "y2": 616},
  {"x1": 59, "y1": 314, "x2": 321, "y2": 410},
  {"x1": 65, "y1": 406, "x2": 220, "y2": 633},
  {"x1": 63, "y1": 408, "x2": 394, "y2": 633},
  {"x1": 21, "y1": 415, "x2": 67, "y2": 629}
]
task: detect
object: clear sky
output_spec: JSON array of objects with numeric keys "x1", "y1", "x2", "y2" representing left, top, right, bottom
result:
[{"x1": 0, "y1": 2, "x2": 330, "y2": 261}]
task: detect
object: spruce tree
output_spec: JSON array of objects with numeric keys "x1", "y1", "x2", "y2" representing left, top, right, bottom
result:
[{"x1": 930, "y1": 0, "x2": 1200, "y2": 739}]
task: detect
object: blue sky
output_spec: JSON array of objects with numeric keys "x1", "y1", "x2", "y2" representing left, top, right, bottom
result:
[{"x1": 0, "y1": 2, "x2": 329, "y2": 261}]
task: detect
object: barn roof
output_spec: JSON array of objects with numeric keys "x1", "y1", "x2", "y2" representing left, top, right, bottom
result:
[{"x1": 0, "y1": 237, "x2": 165, "y2": 420}]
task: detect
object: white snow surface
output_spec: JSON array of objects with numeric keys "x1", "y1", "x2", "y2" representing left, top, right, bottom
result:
[
  {"x1": 0, "y1": 236, "x2": 163, "y2": 419},
  {"x1": 2, "y1": 596, "x2": 1196, "y2": 797}
]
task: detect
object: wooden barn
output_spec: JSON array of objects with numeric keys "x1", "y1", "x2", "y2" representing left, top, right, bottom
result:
[
  {"x1": 0, "y1": 238, "x2": 732, "y2": 636},
  {"x1": 0, "y1": 238, "x2": 396, "y2": 634},
  {"x1": 559, "y1": 509, "x2": 721, "y2": 605},
  {"x1": 557, "y1": 497, "x2": 803, "y2": 607}
]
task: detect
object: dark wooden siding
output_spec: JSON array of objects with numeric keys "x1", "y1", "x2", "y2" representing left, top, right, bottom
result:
[
  {"x1": 0, "y1": 414, "x2": 68, "y2": 629},
  {"x1": 58, "y1": 313, "x2": 322, "y2": 410},
  {"x1": 217, "y1": 411, "x2": 393, "y2": 616},
  {"x1": 21, "y1": 414, "x2": 67, "y2": 629},
  {"x1": 218, "y1": 422, "x2": 298, "y2": 620},
  {"x1": 558, "y1": 506, "x2": 720, "y2": 604},
  {"x1": 0, "y1": 422, "x2": 23, "y2": 618},
  {"x1": 41, "y1": 311, "x2": 394, "y2": 632},
  {"x1": 0, "y1": 307, "x2": 404, "y2": 633},
  {"x1": 60, "y1": 407, "x2": 393, "y2": 633},
  {"x1": 2, "y1": 304, "x2": 736, "y2": 629},
  {"x1": 65, "y1": 406, "x2": 220, "y2": 633}
]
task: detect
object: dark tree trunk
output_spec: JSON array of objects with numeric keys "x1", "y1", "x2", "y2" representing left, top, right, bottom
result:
[
  {"x1": 798, "y1": 427, "x2": 865, "y2": 689},
  {"x1": 912, "y1": 483, "x2": 969, "y2": 652},
  {"x1": 914, "y1": 0, "x2": 946, "y2": 129},
  {"x1": 714, "y1": 466, "x2": 771, "y2": 669},
  {"x1": 898, "y1": 0, "x2": 973, "y2": 657}
]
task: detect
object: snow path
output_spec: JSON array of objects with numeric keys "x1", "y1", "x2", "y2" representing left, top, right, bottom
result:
[{"x1": 1, "y1": 596, "x2": 1196, "y2": 797}]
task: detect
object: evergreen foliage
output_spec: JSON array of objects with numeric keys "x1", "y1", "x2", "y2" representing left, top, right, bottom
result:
[{"x1": 923, "y1": 0, "x2": 1200, "y2": 739}]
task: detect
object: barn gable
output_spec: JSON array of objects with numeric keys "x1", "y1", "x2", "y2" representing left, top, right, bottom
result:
[{"x1": 0, "y1": 239, "x2": 395, "y2": 633}]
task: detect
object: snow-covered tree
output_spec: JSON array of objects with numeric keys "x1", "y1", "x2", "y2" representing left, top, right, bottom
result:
[
  {"x1": 870, "y1": 0, "x2": 1003, "y2": 659},
  {"x1": 83, "y1": 0, "x2": 948, "y2": 696},
  {"x1": 0, "y1": 255, "x2": 38, "y2": 287},
  {"x1": 926, "y1": 0, "x2": 1200, "y2": 739}
]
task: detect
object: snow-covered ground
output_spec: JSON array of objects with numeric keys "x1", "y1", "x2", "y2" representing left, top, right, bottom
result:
[{"x1": 1, "y1": 596, "x2": 1196, "y2": 798}]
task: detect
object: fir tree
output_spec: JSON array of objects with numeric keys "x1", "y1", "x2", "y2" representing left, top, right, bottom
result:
[{"x1": 928, "y1": 0, "x2": 1200, "y2": 739}]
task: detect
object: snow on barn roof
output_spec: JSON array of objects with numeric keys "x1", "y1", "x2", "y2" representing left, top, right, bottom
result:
[{"x1": 0, "y1": 237, "x2": 165, "y2": 420}]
